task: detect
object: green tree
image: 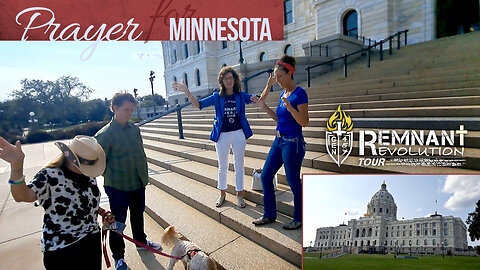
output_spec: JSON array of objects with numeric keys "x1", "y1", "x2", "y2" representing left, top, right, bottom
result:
[
  {"x1": 466, "y1": 200, "x2": 480, "y2": 248},
  {"x1": 9, "y1": 76, "x2": 94, "y2": 125},
  {"x1": 138, "y1": 94, "x2": 165, "y2": 108}
]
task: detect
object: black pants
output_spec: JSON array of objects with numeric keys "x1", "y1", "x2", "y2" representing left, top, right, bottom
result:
[
  {"x1": 43, "y1": 231, "x2": 101, "y2": 270},
  {"x1": 105, "y1": 186, "x2": 147, "y2": 261}
]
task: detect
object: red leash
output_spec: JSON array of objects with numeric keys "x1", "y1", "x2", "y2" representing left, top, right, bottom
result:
[
  {"x1": 115, "y1": 231, "x2": 183, "y2": 260},
  {"x1": 102, "y1": 228, "x2": 184, "y2": 268}
]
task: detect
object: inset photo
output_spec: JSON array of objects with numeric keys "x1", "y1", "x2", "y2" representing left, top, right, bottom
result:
[{"x1": 303, "y1": 175, "x2": 480, "y2": 270}]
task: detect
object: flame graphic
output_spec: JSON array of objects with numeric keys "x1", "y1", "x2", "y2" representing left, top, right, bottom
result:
[{"x1": 326, "y1": 105, "x2": 353, "y2": 132}]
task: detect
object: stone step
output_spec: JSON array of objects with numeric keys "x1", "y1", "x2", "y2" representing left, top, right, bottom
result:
[
  {"x1": 149, "y1": 115, "x2": 480, "y2": 132},
  {"x1": 143, "y1": 146, "x2": 298, "y2": 216},
  {"x1": 309, "y1": 67, "x2": 480, "y2": 89},
  {"x1": 157, "y1": 105, "x2": 480, "y2": 121},
  {"x1": 144, "y1": 177, "x2": 300, "y2": 269},
  {"x1": 141, "y1": 131, "x2": 480, "y2": 170},
  {"x1": 141, "y1": 124, "x2": 480, "y2": 149},
  {"x1": 309, "y1": 73, "x2": 480, "y2": 92},
  {"x1": 142, "y1": 134, "x2": 328, "y2": 180},
  {"x1": 141, "y1": 130, "x2": 478, "y2": 173},
  {"x1": 181, "y1": 96, "x2": 480, "y2": 115}
]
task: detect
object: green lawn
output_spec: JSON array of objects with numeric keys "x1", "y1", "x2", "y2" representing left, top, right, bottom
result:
[{"x1": 303, "y1": 254, "x2": 480, "y2": 270}]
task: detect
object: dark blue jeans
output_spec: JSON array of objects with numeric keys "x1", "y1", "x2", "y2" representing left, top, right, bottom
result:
[
  {"x1": 105, "y1": 186, "x2": 147, "y2": 261},
  {"x1": 261, "y1": 135, "x2": 305, "y2": 222}
]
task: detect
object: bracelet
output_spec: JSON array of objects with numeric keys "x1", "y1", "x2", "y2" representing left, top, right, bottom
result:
[{"x1": 8, "y1": 175, "x2": 26, "y2": 185}]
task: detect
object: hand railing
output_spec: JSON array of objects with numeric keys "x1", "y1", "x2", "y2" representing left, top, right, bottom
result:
[
  {"x1": 136, "y1": 91, "x2": 217, "y2": 139},
  {"x1": 243, "y1": 68, "x2": 273, "y2": 93},
  {"x1": 306, "y1": 30, "x2": 409, "y2": 87}
]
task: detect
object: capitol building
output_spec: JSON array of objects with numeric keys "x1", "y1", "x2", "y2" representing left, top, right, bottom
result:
[
  {"x1": 314, "y1": 182, "x2": 468, "y2": 254},
  {"x1": 161, "y1": 0, "x2": 479, "y2": 106}
]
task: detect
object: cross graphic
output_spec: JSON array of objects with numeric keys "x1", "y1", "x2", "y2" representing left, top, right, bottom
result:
[{"x1": 455, "y1": 125, "x2": 468, "y2": 146}]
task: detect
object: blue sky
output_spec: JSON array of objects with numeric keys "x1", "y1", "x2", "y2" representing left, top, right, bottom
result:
[
  {"x1": 0, "y1": 41, "x2": 166, "y2": 102},
  {"x1": 303, "y1": 174, "x2": 480, "y2": 247}
]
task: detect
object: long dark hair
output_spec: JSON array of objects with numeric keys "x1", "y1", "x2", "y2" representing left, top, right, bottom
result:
[
  {"x1": 276, "y1": 55, "x2": 296, "y2": 79},
  {"x1": 217, "y1": 66, "x2": 242, "y2": 96}
]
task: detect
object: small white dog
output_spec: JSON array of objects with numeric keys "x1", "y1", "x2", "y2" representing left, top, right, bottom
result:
[{"x1": 162, "y1": 225, "x2": 217, "y2": 270}]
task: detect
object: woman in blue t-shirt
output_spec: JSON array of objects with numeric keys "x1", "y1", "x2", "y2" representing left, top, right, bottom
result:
[
  {"x1": 253, "y1": 55, "x2": 309, "y2": 230},
  {"x1": 172, "y1": 67, "x2": 257, "y2": 209}
]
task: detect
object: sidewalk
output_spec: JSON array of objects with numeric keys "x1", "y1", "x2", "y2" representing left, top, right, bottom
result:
[{"x1": 0, "y1": 141, "x2": 182, "y2": 270}]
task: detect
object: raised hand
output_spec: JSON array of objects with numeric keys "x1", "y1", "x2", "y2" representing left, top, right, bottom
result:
[
  {"x1": 171, "y1": 80, "x2": 189, "y2": 94},
  {"x1": 267, "y1": 73, "x2": 276, "y2": 87},
  {"x1": 281, "y1": 96, "x2": 293, "y2": 111},
  {"x1": 0, "y1": 137, "x2": 25, "y2": 166}
]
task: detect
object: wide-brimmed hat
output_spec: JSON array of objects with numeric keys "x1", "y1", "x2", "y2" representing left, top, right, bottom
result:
[{"x1": 54, "y1": 135, "x2": 106, "y2": 178}]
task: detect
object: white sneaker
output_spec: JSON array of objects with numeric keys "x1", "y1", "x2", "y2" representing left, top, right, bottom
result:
[
  {"x1": 115, "y1": 258, "x2": 128, "y2": 270},
  {"x1": 136, "y1": 240, "x2": 163, "y2": 251}
]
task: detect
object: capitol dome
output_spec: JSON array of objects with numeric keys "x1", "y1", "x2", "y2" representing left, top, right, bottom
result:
[{"x1": 367, "y1": 181, "x2": 397, "y2": 220}]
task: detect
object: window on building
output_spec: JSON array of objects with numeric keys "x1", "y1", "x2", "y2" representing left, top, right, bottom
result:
[
  {"x1": 409, "y1": 231, "x2": 412, "y2": 236},
  {"x1": 196, "y1": 69, "x2": 201, "y2": 86},
  {"x1": 184, "y1": 43, "x2": 189, "y2": 59},
  {"x1": 417, "y1": 230, "x2": 420, "y2": 236},
  {"x1": 386, "y1": 232, "x2": 388, "y2": 237},
  {"x1": 433, "y1": 229, "x2": 436, "y2": 236},
  {"x1": 196, "y1": 41, "x2": 201, "y2": 54},
  {"x1": 397, "y1": 231, "x2": 399, "y2": 237},
  {"x1": 259, "y1": 52, "x2": 267, "y2": 62},
  {"x1": 444, "y1": 239, "x2": 448, "y2": 246},
  {"x1": 284, "y1": 44, "x2": 292, "y2": 56},
  {"x1": 432, "y1": 222, "x2": 436, "y2": 227},
  {"x1": 374, "y1": 208, "x2": 376, "y2": 213},
  {"x1": 222, "y1": 41, "x2": 228, "y2": 49},
  {"x1": 424, "y1": 239, "x2": 427, "y2": 245},
  {"x1": 433, "y1": 239, "x2": 436, "y2": 245},
  {"x1": 409, "y1": 240, "x2": 412, "y2": 245},
  {"x1": 444, "y1": 229, "x2": 448, "y2": 236},
  {"x1": 343, "y1": 10, "x2": 358, "y2": 38},
  {"x1": 184, "y1": 73, "x2": 188, "y2": 87},
  {"x1": 403, "y1": 231, "x2": 405, "y2": 237},
  {"x1": 444, "y1": 222, "x2": 448, "y2": 227},
  {"x1": 391, "y1": 232, "x2": 394, "y2": 237},
  {"x1": 284, "y1": 0, "x2": 293, "y2": 25},
  {"x1": 424, "y1": 223, "x2": 428, "y2": 228},
  {"x1": 402, "y1": 240, "x2": 405, "y2": 245},
  {"x1": 380, "y1": 208, "x2": 383, "y2": 213},
  {"x1": 425, "y1": 230, "x2": 428, "y2": 236},
  {"x1": 387, "y1": 209, "x2": 389, "y2": 214},
  {"x1": 416, "y1": 239, "x2": 419, "y2": 246}
]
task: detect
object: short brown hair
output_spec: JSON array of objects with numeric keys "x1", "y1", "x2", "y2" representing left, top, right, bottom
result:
[
  {"x1": 217, "y1": 67, "x2": 242, "y2": 96},
  {"x1": 110, "y1": 92, "x2": 136, "y2": 112}
]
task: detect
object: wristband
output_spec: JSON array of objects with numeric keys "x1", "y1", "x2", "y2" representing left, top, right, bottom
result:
[{"x1": 8, "y1": 175, "x2": 25, "y2": 185}]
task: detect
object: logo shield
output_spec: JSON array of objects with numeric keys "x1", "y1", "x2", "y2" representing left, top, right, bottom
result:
[
  {"x1": 326, "y1": 130, "x2": 353, "y2": 167},
  {"x1": 325, "y1": 105, "x2": 354, "y2": 167}
]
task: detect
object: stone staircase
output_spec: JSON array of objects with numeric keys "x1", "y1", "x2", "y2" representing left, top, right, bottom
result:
[{"x1": 139, "y1": 32, "x2": 480, "y2": 269}]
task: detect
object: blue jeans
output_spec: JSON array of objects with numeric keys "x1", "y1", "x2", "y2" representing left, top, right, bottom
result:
[
  {"x1": 105, "y1": 186, "x2": 147, "y2": 260},
  {"x1": 261, "y1": 135, "x2": 305, "y2": 222}
]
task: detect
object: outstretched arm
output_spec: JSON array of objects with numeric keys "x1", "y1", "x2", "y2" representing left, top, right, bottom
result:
[
  {"x1": 172, "y1": 80, "x2": 200, "y2": 109},
  {"x1": 252, "y1": 96, "x2": 278, "y2": 122},
  {"x1": 0, "y1": 138, "x2": 36, "y2": 202}
]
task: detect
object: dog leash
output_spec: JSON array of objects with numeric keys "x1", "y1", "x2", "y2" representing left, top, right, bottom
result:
[{"x1": 102, "y1": 222, "x2": 184, "y2": 268}]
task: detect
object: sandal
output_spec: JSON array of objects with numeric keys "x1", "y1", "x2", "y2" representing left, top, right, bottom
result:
[
  {"x1": 237, "y1": 196, "x2": 246, "y2": 208},
  {"x1": 215, "y1": 195, "x2": 226, "y2": 207}
]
